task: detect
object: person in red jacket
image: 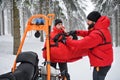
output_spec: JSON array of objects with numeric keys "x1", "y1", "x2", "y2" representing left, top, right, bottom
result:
[
  {"x1": 42, "y1": 18, "x2": 89, "y2": 79},
  {"x1": 67, "y1": 11, "x2": 113, "y2": 80},
  {"x1": 49, "y1": 19, "x2": 70, "y2": 80}
]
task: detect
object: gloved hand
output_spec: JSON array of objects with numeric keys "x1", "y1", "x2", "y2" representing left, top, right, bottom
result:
[
  {"x1": 68, "y1": 30, "x2": 76, "y2": 36},
  {"x1": 71, "y1": 34, "x2": 78, "y2": 40}
]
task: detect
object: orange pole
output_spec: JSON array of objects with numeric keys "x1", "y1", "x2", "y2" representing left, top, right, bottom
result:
[
  {"x1": 12, "y1": 27, "x2": 28, "y2": 72},
  {"x1": 43, "y1": 17, "x2": 51, "y2": 80},
  {"x1": 12, "y1": 14, "x2": 48, "y2": 72},
  {"x1": 46, "y1": 32, "x2": 51, "y2": 80},
  {"x1": 11, "y1": 14, "x2": 55, "y2": 80},
  {"x1": 46, "y1": 14, "x2": 55, "y2": 80}
]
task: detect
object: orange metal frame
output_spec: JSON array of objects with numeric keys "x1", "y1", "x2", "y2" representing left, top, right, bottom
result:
[{"x1": 12, "y1": 14, "x2": 55, "y2": 80}]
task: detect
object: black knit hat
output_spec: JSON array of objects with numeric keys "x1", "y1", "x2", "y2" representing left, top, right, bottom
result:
[
  {"x1": 54, "y1": 19, "x2": 62, "y2": 26},
  {"x1": 87, "y1": 11, "x2": 101, "y2": 22}
]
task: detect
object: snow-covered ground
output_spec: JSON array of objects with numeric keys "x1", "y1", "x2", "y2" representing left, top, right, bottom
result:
[{"x1": 0, "y1": 35, "x2": 120, "y2": 80}]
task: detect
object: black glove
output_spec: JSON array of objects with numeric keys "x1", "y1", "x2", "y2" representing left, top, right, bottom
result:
[
  {"x1": 68, "y1": 30, "x2": 76, "y2": 36},
  {"x1": 53, "y1": 33, "x2": 61, "y2": 42},
  {"x1": 72, "y1": 34, "x2": 78, "y2": 40}
]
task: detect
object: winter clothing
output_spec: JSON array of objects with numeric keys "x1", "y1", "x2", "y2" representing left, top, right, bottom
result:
[
  {"x1": 42, "y1": 26, "x2": 88, "y2": 62},
  {"x1": 87, "y1": 11, "x2": 101, "y2": 22},
  {"x1": 51, "y1": 62, "x2": 70, "y2": 80},
  {"x1": 93, "y1": 65, "x2": 111, "y2": 80},
  {"x1": 42, "y1": 23, "x2": 86, "y2": 79},
  {"x1": 68, "y1": 30, "x2": 76, "y2": 35},
  {"x1": 67, "y1": 16, "x2": 113, "y2": 67},
  {"x1": 54, "y1": 19, "x2": 62, "y2": 26},
  {"x1": 42, "y1": 20, "x2": 88, "y2": 80},
  {"x1": 0, "y1": 52, "x2": 39, "y2": 80}
]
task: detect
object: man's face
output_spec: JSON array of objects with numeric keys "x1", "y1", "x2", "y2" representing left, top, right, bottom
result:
[
  {"x1": 87, "y1": 20, "x2": 95, "y2": 30},
  {"x1": 87, "y1": 20, "x2": 94, "y2": 25}
]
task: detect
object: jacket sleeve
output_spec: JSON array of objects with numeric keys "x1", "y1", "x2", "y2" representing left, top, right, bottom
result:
[
  {"x1": 66, "y1": 31, "x2": 103, "y2": 49},
  {"x1": 76, "y1": 30, "x2": 89, "y2": 37}
]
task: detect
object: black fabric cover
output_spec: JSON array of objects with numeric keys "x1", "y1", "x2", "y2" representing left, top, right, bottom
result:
[
  {"x1": 0, "y1": 51, "x2": 39, "y2": 80},
  {"x1": 16, "y1": 51, "x2": 39, "y2": 66},
  {"x1": 0, "y1": 72, "x2": 16, "y2": 80}
]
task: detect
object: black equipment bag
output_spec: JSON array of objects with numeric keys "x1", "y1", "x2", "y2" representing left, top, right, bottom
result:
[{"x1": 0, "y1": 51, "x2": 39, "y2": 80}]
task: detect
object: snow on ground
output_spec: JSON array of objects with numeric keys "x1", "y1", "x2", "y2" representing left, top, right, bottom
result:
[{"x1": 0, "y1": 35, "x2": 120, "y2": 80}]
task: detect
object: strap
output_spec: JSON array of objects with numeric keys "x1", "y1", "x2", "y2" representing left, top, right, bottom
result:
[
  {"x1": 42, "y1": 33, "x2": 68, "y2": 51},
  {"x1": 42, "y1": 43, "x2": 58, "y2": 51},
  {"x1": 90, "y1": 29, "x2": 111, "y2": 50},
  {"x1": 42, "y1": 31, "x2": 79, "y2": 51},
  {"x1": 96, "y1": 29, "x2": 111, "y2": 45},
  {"x1": 97, "y1": 29, "x2": 106, "y2": 44}
]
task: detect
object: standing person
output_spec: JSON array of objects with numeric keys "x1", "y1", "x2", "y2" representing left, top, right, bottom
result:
[
  {"x1": 67, "y1": 11, "x2": 113, "y2": 80},
  {"x1": 50, "y1": 19, "x2": 70, "y2": 80},
  {"x1": 43, "y1": 19, "x2": 70, "y2": 80}
]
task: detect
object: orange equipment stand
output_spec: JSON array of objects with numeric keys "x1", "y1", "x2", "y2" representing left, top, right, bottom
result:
[{"x1": 12, "y1": 14, "x2": 55, "y2": 80}]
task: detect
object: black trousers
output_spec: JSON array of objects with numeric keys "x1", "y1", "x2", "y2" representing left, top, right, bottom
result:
[
  {"x1": 93, "y1": 65, "x2": 111, "y2": 80},
  {"x1": 51, "y1": 62, "x2": 70, "y2": 80}
]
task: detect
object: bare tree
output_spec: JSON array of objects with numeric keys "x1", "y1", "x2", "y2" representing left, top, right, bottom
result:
[
  {"x1": 0, "y1": 0, "x2": 5, "y2": 35},
  {"x1": 1, "y1": 10, "x2": 5, "y2": 35},
  {"x1": 13, "y1": 0, "x2": 20, "y2": 55},
  {"x1": 40, "y1": 0, "x2": 44, "y2": 42}
]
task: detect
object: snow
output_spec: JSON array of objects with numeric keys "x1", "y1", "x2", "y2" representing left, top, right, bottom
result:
[
  {"x1": 84, "y1": 0, "x2": 95, "y2": 15},
  {"x1": 58, "y1": 0, "x2": 68, "y2": 19},
  {"x1": 0, "y1": 35, "x2": 120, "y2": 80}
]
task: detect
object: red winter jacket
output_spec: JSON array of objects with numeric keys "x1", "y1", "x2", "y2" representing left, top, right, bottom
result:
[
  {"x1": 66, "y1": 16, "x2": 113, "y2": 67},
  {"x1": 42, "y1": 26, "x2": 88, "y2": 62}
]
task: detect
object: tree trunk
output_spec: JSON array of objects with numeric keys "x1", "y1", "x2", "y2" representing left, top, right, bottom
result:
[
  {"x1": 118, "y1": 4, "x2": 120, "y2": 46},
  {"x1": 2, "y1": 10, "x2": 5, "y2": 35},
  {"x1": 11, "y1": 9, "x2": 14, "y2": 36},
  {"x1": 13, "y1": 0, "x2": 20, "y2": 55},
  {"x1": 0, "y1": 8, "x2": 2, "y2": 35},
  {"x1": 40, "y1": 0, "x2": 44, "y2": 42}
]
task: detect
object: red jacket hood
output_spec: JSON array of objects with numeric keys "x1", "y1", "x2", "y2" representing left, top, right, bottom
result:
[{"x1": 94, "y1": 16, "x2": 110, "y2": 29}]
